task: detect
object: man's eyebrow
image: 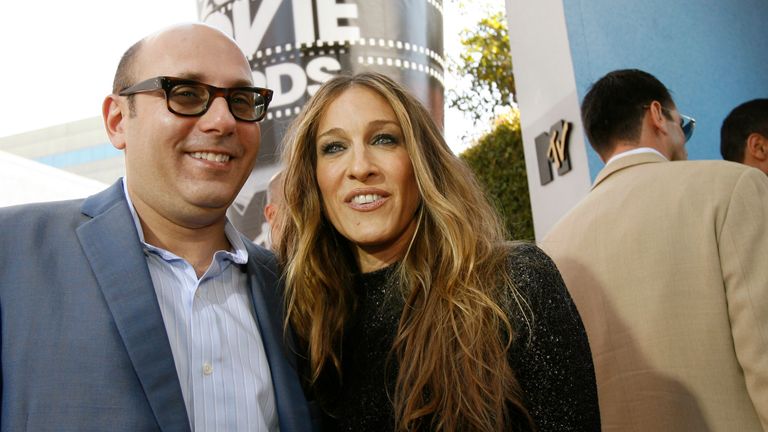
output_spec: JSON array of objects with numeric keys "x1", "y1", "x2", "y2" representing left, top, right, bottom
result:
[
  {"x1": 173, "y1": 72, "x2": 205, "y2": 81},
  {"x1": 173, "y1": 72, "x2": 254, "y2": 88}
]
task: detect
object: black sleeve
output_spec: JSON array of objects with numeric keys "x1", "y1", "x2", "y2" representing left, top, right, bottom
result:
[{"x1": 506, "y1": 243, "x2": 601, "y2": 431}]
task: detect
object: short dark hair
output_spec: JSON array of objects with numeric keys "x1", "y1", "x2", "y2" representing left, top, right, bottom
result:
[
  {"x1": 720, "y1": 98, "x2": 768, "y2": 163},
  {"x1": 581, "y1": 69, "x2": 675, "y2": 157},
  {"x1": 112, "y1": 39, "x2": 145, "y2": 116}
]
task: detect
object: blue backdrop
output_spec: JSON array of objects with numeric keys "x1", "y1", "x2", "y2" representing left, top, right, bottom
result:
[{"x1": 562, "y1": 0, "x2": 768, "y2": 179}]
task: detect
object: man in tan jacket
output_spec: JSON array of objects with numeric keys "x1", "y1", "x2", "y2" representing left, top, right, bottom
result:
[{"x1": 541, "y1": 69, "x2": 768, "y2": 431}]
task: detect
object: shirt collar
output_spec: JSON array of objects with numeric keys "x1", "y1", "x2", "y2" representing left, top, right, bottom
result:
[
  {"x1": 604, "y1": 147, "x2": 668, "y2": 166},
  {"x1": 121, "y1": 177, "x2": 248, "y2": 265}
]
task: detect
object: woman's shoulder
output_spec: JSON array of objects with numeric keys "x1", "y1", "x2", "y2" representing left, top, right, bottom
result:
[
  {"x1": 504, "y1": 241, "x2": 553, "y2": 265},
  {"x1": 495, "y1": 241, "x2": 580, "y2": 338},
  {"x1": 499, "y1": 241, "x2": 562, "y2": 292}
]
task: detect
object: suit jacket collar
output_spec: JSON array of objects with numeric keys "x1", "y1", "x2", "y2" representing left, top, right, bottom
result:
[
  {"x1": 243, "y1": 239, "x2": 314, "y2": 431},
  {"x1": 592, "y1": 151, "x2": 668, "y2": 190},
  {"x1": 76, "y1": 179, "x2": 191, "y2": 432},
  {"x1": 78, "y1": 181, "x2": 314, "y2": 431}
]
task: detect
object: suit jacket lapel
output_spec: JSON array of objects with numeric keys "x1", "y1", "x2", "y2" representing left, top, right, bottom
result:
[
  {"x1": 244, "y1": 240, "x2": 313, "y2": 432},
  {"x1": 593, "y1": 151, "x2": 668, "y2": 190},
  {"x1": 76, "y1": 180, "x2": 190, "y2": 432}
]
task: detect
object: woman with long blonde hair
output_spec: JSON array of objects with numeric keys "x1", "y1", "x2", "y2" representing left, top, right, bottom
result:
[{"x1": 275, "y1": 72, "x2": 599, "y2": 431}]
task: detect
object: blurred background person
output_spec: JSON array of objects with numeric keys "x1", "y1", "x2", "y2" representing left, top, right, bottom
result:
[
  {"x1": 254, "y1": 169, "x2": 284, "y2": 249},
  {"x1": 721, "y1": 98, "x2": 768, "y2": 174},
  {"x1": 275, "y1": 72, "x2": 600, "y2": 431}
]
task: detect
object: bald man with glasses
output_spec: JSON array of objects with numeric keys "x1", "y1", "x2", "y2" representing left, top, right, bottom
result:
[
  {"x1": 541, "y1": 69, "x2": 768, "y2": 431},
  {"x1": 0, "y1": 24, "x2": 314, "y2": 432}
]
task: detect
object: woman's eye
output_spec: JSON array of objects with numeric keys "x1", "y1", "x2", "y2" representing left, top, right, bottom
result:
[
  {"x1": 372, "y1": 134, "x2": 398, "y2": 146},
  {"x1": 320, "y1": 142, "x2": 345, "y2": 154}
]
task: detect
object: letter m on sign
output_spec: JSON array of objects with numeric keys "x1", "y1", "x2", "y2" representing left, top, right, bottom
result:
[{"x1": 535, "y1": 120, "x2": 572, "y2": 186}]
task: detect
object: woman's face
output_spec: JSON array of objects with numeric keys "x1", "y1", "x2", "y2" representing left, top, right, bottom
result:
[{"x1": 315, "y1": 86, "x2": 421, "y2": 272}]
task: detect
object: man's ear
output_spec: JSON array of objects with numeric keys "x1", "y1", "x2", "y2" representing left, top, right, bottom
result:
[
  {"x1": 646, "y1": 100, "x2": 668, "y2": 131},
  {"x1": 103, "y1": 94, "x2": 127, "y2": 150},
  {"x1": 746, "y1": 132, "x2": 768, "y2": 161},
  {"x1": 264, "y1": 203, "x2": 277, "y2": 225}
]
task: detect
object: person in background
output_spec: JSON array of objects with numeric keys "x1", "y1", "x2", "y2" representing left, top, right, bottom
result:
[
  {"x1": 274, "y1": 71, "x2": 600, "y2": 431},
  {"x1": 541, "y1": 69, "x2": 768, "y2": 431},
  {"x1": 258, "y1": 169, "x2": 284, "y2": 249},
  {"x1": 0, "y1": 23, "x2": 313, "y2": 431},
  {"x1": 721, "y1": 98, "x2": 768, "y2": 174}
]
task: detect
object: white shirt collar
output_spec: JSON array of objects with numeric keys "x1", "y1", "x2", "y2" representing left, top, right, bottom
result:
[
  {"x1": 604, "y1": 147, "x2": 668, "y2": 166},
  {"x1": 121, "y1": 177, "x2": 248, "y2": 264}
]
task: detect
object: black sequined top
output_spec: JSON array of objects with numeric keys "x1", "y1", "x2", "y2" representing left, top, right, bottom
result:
[{"x1": 315, "y1": 243, "x2": 600, "y2": 431}]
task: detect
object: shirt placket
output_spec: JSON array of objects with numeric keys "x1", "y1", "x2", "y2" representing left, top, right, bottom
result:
[{"x1": 190, "y1": 259, "x2": 226, "y2": 431}]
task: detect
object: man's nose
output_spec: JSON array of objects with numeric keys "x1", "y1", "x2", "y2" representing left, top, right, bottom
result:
[{"x1": 198, "y1": 96, "x2": 237, "y2": 134}]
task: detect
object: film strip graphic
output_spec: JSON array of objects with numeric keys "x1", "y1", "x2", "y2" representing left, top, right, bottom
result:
[
  {"x1": 250, "y1": 38, "x2": 445, "y2": 71},
  {"x1": 257, "y1": 39, "x2": 445, "y2": 121},
  {"x1": 201, "y1": 0, "x2": 444, "y2": 17}
]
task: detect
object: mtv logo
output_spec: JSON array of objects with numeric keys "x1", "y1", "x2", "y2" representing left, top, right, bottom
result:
[{"x1": 535, "y1": 120, "x2": 572, "y2": 185}]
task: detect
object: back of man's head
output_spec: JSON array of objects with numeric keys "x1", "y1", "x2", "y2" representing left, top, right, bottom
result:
[
  {"x1": 264, "y1": 169, "x2": 284, "y2": 228},
  {"x1": 720, "y1": 98, "x2": 768, "y2": 163},
  {"x1": 266, "y1": 170, "x2": 284, "y2": 207},
  {"x1": 581, "y1": 69, "x2": 674, "y2": 158}
]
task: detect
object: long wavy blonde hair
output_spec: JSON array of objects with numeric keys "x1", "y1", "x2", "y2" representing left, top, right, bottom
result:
[{"x1": 275, "y1": 72, "x2": 532, "y2": 431}]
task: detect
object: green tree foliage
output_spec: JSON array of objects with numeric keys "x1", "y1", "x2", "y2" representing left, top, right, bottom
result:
[
  {"x1": 448, "y1": 10, "x2": 514, "y2": 126},
  {"x1": 460, "y1": 111, "x2": 534, "y2": 241},
  {"x1": 450, "y1": 5, "x2": 534, "y2": 240}
]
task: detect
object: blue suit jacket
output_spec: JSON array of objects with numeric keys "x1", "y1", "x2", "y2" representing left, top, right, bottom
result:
[{"x1": 0, "y1": 180, "x2": 314, "y2": 431}]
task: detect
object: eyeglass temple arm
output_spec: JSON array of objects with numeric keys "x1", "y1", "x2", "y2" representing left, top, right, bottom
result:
[{"x1": 118, "y1": 77, "x2": 163, "y2": 95}]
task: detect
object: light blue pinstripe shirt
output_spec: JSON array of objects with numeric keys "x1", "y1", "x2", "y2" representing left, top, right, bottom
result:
[{"x1": 123, "y1": 182, "x2": 278, "y2": 431}]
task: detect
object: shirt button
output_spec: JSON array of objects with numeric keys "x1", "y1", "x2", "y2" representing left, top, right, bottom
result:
[{"x1": 203, "y1": 362, "x2": 213, "y2": 375}]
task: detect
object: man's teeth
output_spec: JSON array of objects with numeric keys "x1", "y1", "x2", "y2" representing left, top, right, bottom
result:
[
  {"x1": 192, "y1": 152, "x2": 230, "y2": 163},
  {"x1": 352, "y1": 194, "x2": 382, "y2": 204}
]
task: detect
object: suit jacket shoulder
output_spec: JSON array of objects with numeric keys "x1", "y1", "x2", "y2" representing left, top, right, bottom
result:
[{"x1": 0, "y1": 180, "x2": 190, "y2": 432}]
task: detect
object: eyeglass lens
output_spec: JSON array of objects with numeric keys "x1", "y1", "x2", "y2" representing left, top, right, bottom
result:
[
  {"x1": 168, "y1": 83, "x2": 267, "y2": 121},
  {"x1": 680, "y1": 115, "x2": 695, "y2": 142}
]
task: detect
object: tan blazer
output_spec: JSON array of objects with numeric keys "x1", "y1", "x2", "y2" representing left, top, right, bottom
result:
[{"x1": 541, "y1": 152, "x2": 768, "y2": 431}]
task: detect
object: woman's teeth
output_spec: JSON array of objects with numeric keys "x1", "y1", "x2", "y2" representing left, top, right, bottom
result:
[{"x1": 352, "y1": 194, "x2": 382, "y2": 204}]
